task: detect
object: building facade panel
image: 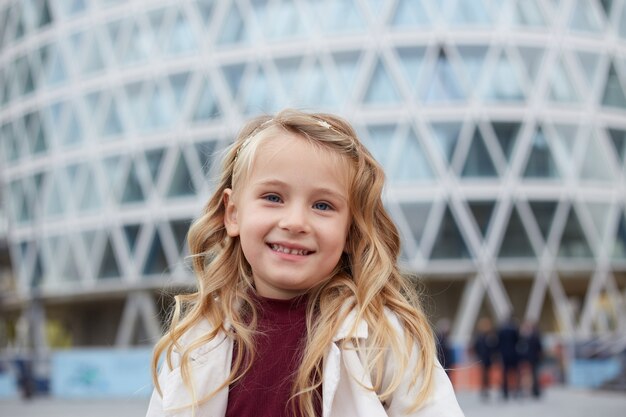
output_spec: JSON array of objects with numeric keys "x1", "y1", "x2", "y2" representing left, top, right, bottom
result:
[{"x1": 0, "y1": 0, "x2": 625, "y2": 355}]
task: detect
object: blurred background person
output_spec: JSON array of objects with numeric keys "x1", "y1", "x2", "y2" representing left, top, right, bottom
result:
[
  {"x1": 497, "y1": 315, "x2": 520, "y2": 400},
  {"x1": 518, "y1": 320, "x2": 544, "y2": 399},
  {"x1": 436, "y1": 317, "x2": 455, "y2": 379},
  {"x1": 472, "y1": 317, "x2": 498, "y2": 400}
]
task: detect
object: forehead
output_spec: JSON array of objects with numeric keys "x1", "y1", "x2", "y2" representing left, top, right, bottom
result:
[{"x1": 241, "y1": 129, "x2": 352, "y2": 192}]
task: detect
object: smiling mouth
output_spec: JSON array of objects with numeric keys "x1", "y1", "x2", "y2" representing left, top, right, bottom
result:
[{"x1": 269, "y1": 243, "x2": 313, "y2": 256}]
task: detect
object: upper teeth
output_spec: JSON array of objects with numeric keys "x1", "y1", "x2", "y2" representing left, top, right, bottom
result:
[{"x1": 271, "y1": 244, "x2": 310, "y2": 256}]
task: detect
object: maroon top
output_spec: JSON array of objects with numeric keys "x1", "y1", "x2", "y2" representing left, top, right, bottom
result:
[{"x1": 225, "y1": 293, "x2": 320, "y2": 417}]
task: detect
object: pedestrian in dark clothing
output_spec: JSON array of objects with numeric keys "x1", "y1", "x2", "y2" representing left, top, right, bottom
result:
[
  {"x1": 435, "y1": 318, "x2": 455, "y2": 377},
  {"x1": 497, "y1": 315, "x2": 521, "y2": 400},
  {"x1": 472, "y1": 317, "x2": 498, "y2": 400},
  {"x1": 518, "y1": 320, "x2": 543, "y2": 398}
]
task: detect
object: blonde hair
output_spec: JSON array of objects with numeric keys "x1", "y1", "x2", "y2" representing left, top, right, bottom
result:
[{"x1": 151, "y1": 109, "x2": 436, "y2": 416}]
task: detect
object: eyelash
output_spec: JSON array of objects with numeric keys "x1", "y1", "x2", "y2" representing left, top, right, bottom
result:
[{"x1": 262, "y1": 194, "x2": 334, "y2": 211}]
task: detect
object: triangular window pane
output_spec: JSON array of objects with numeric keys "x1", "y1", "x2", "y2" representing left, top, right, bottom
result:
[
  {"x1": 557, "y1": 274, "x2": 589, "y2": 325},
  {"x1": 31, "y1": 252, "x2": 44, "y2": 288},
  {"x1": 301, "y1": 61, "x2": 337, "y2": 107},
  {"x1": 461, "y1": 128, "x2": 498, "y2": 178},
  {"x1": 608, "y1": 128, "x2": 626, "y2": 166},
  {"x1": 449, "y1": 0, "x2": 491, "y2": 26},
  {"x1": 124, "y1": 224, "x2": 141, "y2": 255},
  {"x1": 585, "y1": 202, "x2": 610, "y2": 240},
  {"x1": 399, "y1": 202, "x2": 431, "y2": 246},
  {"x1": 578, "y1": 134, "x2": 615, "y2": 181},
  {"x1": 81, "y1": 229, "x2": 99, "y2": 260},
  {"x1": 166, "y1": 10, "x2": 198, "y2": 54},
  {"x1": 598, "y1": 0, "x2": 614, "y2": 19},
  {"x1": 260, "y1": 0, "x2": 307, "y2": 39},
  {"x1": 145, "y1": 148, "x2": 165, "y2": 184},
  {"x1": 85, "y1": 90, "x2": 103, "y2": 116},
  {"x1": 396, "y1": 47, "x2": 427, "y2": 91},
  {"x1": 62, "y1": 108, "x2": 83, "y2": 147},
  {"x1": 103, "y1": 155, "x2": 124, "y2": 201},
  {"x1": 576, "y1": 51, "x2": 601, "y2": 87},
  {"x1": 602, "y1": 62, "x2": 626, "y2": 108},
  {"x1": 421, "y1": 49, "x2": 465, "y2": 103},
  {"x1": 457, "y1": 45, "x2": 488, "y2": 89},
  {"x1": 123, "y1": 22, "x2": 150, "y2": 65},
  {"x1": 513, "y1": 0, "x2": 546, "y2": 27},
  {"x1": 468, "y1": 201, "x2": 495, "y2": 238},
  {"x1": 39, "y1": 1, "x2": 53, "y2": 28},
  {"x1": 143, "y1": 231, "x2": 169, "y2": 275},
  {"x1": 106, "y1": 19, "x2": 124, "y2": 61},
  {"x1": 79, "y1": 169, "x2": 103, "y2": 212},
  {"x1": 332, "y1": 51, "x2": 361, "y2": 97},
  {"x1": 523, "y1": 128, "x2": 560, "y2": 178},
  {"x1": 45, "y1": 173, "x2": 66, "y2": 217},
  {"x1": 44, "y1": 44, "x2": 67, "y2": 85},
  {"x1": 168, "y1": 72, "x2": 190, "y2": 108},
  {"x1": 548, "y1": 56, "x2": 578, "y2": 102},
  {"x1": 274, "y1": 57, "x2": 301, "y2": 97},
  {"x1": 124, "y1": 81, "x2": 145, "y2": 128},
  {"x1": 217, "y1": 2, "x2": 248, "y2": 45},
  {"x1": 166, "y1": 151, "x2": 196, "y2": 198},
  {"x1": 320, "y1": 0, "x2": 365, "y2": 33},
  {"x1": 221, "y1": 63, "x2": 246, "y2": 99},
  {"x1": 364, "y1": 59, "x2": 401, "y2": 104},
  {"x1": 517, "y1": 47, "x2": 544, "y2": 83},
  {"x1": 498, "y1": 208, "x2": 536, "y2": 258},
  {"x1": 558, "y1": 208, "x2": 593, "y2": 258},
  {"x1": 22, "y1": 57, "x2": 36, "y2": 96},
  {"x1": 620, "y1": 5, "x2": 626, "y2": 39},
  {"x1": 194, "y1": 141, "x2": 217, "y2": 177},
  {"x1": 244, "y1": 66, "x2": 274, "y2": 114},
  {"x1": 192, "y1": 78, "x2": 220, "y2": 121},
  {"x1": 101, "y1": 99, "x2": 124, "y2": 138},
  {"x1": 364, "y1": 125, "x2": 396, "y2": 171},
  {"x1": 491, "y1": 122, "x2": 520, "y2": 162},
  {"x1": 82, "y1": 34, "x2": 106, "y2": 74},
  {"x1": 529, "y1": 201, "x2": 558, "y2": 241},
  {"x1": 392, "y1": 130, "x2": 435, "y2": 182},
  {"x1": 145, "y1": 84, "x2": 174, "y2": 130},
  {"x1": 612, "y1": 213, "x2": 626, "y2": 260},
  {"x1": 483, "y1": 51, "x2": 525, "y2": 102},
  {"x1": 390, "y1": 0, "x2": 431, "y2": 28},
  {"x1": 62, "y1": 243, "x2": 81, "y2": 282},
  {"x1": 170, "y1": 219, "x2": 191, "y2": 255},
  {"x1": 430, "y1": 207, "x2": 471, "y2": 259},
  {"x1": 430, "y1": 122, "x2": 462, "y2": 163},
  {"x1": 569, "y1": 0, "x2": 603, "y2": 33},
  {"x1": 121, "y1": 161, "x2": 145, "y2": 204},
  {"x1": 551, "y1": 124, "x2": 578, "y2": 167},
  {"x1": 195, "y1": 0, "x2": 215, "y2": 27},
  {"x1": 98, "y1": 235, "x2": 121, "y2": 279}
]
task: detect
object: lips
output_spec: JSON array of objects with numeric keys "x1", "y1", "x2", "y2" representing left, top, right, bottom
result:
[{"x1": 268, "y1": 243, "x2": 313, "y2": 256}]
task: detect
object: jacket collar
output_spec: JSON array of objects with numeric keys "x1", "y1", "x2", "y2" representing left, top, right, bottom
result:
[{"x1": 332, "y1": 304, "x2": 369, "y2": 341}]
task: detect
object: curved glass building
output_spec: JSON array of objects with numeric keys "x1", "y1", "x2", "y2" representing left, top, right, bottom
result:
[{"x1": 1, "y1": 0, "x2": 625, "y2": 353}]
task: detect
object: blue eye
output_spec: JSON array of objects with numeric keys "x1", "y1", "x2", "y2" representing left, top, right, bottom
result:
[
  {"x1": 264, "y1": 194, "x2": 281, "y2": 203},
  {"x1": 313, "y1": 202, "x2": 332, "y2": 211}
]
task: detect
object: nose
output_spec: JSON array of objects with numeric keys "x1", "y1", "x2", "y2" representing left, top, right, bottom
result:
[{"x1": 278, "y1": 203, "x2": 311, "y2": 233}]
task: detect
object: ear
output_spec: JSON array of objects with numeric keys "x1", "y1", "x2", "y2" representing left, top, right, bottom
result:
[{"x1": 223, "y1": 188, "x2": 240, "y2": 237}]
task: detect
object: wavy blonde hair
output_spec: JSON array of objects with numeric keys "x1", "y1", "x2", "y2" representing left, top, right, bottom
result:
[{"x1": 151, "y1": 109, "x2": 436, "y2": 416}]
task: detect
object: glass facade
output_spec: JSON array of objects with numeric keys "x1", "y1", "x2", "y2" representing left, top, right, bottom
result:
[{"x1": 0, "y1": 0, "x2": 625, "y2": 348}]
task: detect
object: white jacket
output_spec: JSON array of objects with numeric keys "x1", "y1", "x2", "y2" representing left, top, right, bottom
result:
[{"x1": 146, "y1": 308, "x2": 465, "y2": 417}]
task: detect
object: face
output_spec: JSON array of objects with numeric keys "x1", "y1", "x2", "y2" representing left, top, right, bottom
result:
[{"x1": 223, "y1": 132, "x2": 351, "y2": 299}]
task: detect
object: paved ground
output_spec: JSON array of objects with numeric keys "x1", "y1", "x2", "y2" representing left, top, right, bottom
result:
[{"x1": 0, "y1": 387, "x2": 625, "y2": 416}]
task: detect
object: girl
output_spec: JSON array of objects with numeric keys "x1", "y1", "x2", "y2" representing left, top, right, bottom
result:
[{"x1": 146, "y1": 109, "x2": 464, "y2": 417}]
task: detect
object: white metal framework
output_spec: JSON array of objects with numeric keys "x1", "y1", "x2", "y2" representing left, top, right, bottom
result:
[{"x1": 0, "y1": 0, "x2": 625, "y2": 348}]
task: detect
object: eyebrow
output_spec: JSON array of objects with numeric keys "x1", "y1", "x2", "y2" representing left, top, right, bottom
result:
[{"x1": 253, "y1": 179, "x2": 348, "y2": 203}]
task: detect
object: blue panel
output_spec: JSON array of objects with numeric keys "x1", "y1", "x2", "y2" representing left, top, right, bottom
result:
[{"x1": 51, "y1": 348, "x2": 153, "y2": 398}]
